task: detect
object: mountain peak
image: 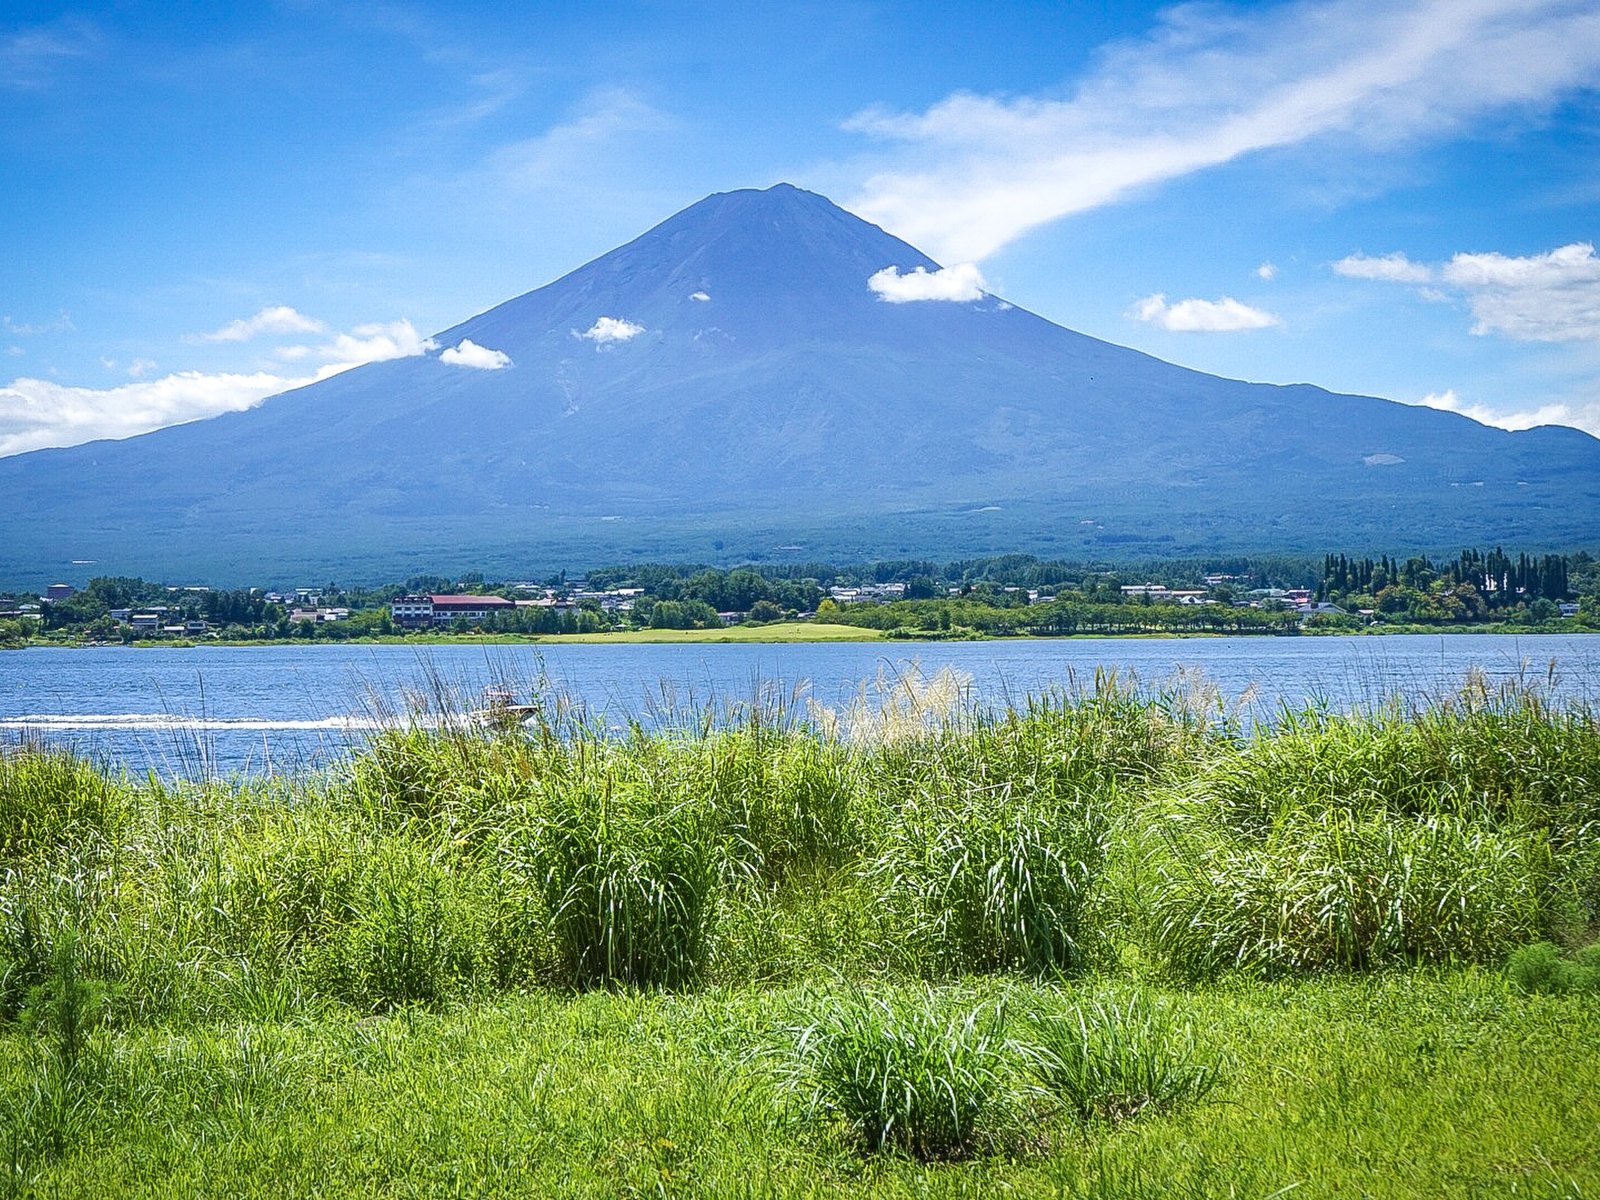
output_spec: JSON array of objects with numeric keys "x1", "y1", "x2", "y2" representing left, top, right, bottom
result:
[
  {"x1": 642, "y1": 180, "x2": 926, "y2": 268},
  {"x1": 441, "y1": 181, "x2": 942, "y2": 352}
]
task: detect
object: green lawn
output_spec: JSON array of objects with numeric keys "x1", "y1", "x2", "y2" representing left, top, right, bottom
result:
[
  {"x1": 549, "y1": 621, "x2": 882, "y2": 643},
  {"x1": 5, "y1": 974, "x2": 1595, "y2": 1198}
]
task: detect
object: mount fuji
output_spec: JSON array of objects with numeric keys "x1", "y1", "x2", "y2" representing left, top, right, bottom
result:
[{"x1": 4, "y1": 183, "x2": 1598, "y2": 583}]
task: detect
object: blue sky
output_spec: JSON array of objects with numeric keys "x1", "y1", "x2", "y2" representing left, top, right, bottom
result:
[{"x1": 3, "y1": 0, "x2": 1599, "y2": 454}]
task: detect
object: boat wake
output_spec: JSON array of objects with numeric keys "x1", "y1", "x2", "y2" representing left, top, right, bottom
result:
[{"x1": 0, "y1": 713, "x2": 395, "y2": 733}]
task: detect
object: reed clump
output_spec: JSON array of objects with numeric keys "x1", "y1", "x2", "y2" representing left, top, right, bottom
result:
[
  {"x1": 780, "y1": 981, "x2": 1226, "y2": 1162},
  {"x1": 783, "y1": 984, "x2": 1017, "y2": 1161},
  {"x1": 1142, "y1": 683, "x2": 1598, "y2": 977},
  {"x1": 0, "y1": 745, "x2": 127, "y2": 860},
  {"x1": 1020, "y1": 989, "x2": 1222, "y2": 1123}
]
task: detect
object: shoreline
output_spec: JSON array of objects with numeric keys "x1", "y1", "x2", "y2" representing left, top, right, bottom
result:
[
  {"x1": 6, "y1": 624, "x2": 1593, "y2": 652},
  {"x1": 6, "y1": 618, "x2": 1591, "y2": 650}
]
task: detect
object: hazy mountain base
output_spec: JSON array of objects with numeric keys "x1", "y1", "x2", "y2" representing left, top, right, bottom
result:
[{"x1": 3, "y1": 484, "x2": 1583, "y2": 588}]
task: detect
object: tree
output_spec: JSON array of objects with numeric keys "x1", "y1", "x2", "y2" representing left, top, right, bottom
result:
[{"x1": 747, "y1": 599, "x2": 785, "y2": 623}]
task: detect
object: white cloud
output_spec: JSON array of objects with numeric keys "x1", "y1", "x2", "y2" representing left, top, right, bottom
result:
[
  {"x1": 1333, "y1": 252, "x2": 1434, "y2": 284},
  {"x1": 126, "y1": 358, "x2": 157, "y2": 378},
  {"x1": 319, "y1": 319, "x2": 437, "y2": 363},
  {"x1": 1338, "y1": 242, "x2": 1600, "y2": 343},
  {"x1": 868, "y1": 262, "x2": 988, "y2": 303},
  {"x1": 439, "y1": 338, "x2": 512, "y2": 370},
  {"x1": 275, "y1": 345, "x2": 313, "y2": 362},
  {"x1": 690, "y1": 291, "x2": 710, "y2": 302},
  {"x1": 1410, "y1": 387, "x2": 1600, "y2": 437},
  {"x1": 1442, "y1": 243, "x2": 1600, "y2": 342},
  {"x1": 1256, "y1": 262, "x2": 1278, "y2": 281},
  {"x1": 194, "y1": 305, "x2": 327, "y2": 344},
  {"x1": 0, "y1": 314, "x2": 440, "y2": 456},
  {"x1": 1131, "y1": 293, "x2": 1281, "y2": 332},
  {"x1": 576, "y1": 316, "x2": 645, "y2": 344},
  {"x1": 0, "y1": 371, "x2": 296, "y2": 456},
  {"x1": 844, "y1": 0, "x2": 1600, "y2": 262}
]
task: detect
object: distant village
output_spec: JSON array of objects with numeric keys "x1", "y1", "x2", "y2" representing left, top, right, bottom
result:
[{"x1": 3, "y1": 548, "x2": 1592, "y2": 644}]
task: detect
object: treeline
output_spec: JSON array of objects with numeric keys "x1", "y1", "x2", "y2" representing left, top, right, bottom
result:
[
  {"x1": 586, "y1": 554, "x2": 1315, "y2": 594},
  {"x1": 1319, "y1": 547, "x2": 1596, "y2": 625},
  {"x1": 580, "y1": 567, "x2": 823, "y2": 614},
  {"x1": 12, "y1": 545, "x2": 1599, "y2": 646},
  {"x1": 1322, "y1": 550, "x2": 1572, "y2": 605},
  {"x1": 825, "y1": 597, "x2": 1298, "y2": 638}
]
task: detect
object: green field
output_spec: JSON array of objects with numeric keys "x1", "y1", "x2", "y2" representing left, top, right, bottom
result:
[
  {"x1": 548, "y1": 621, "x2": 882, "y2": 643},
  {"x1": 2, "y1": 676, "x2": 1597, "y2": 1196}
]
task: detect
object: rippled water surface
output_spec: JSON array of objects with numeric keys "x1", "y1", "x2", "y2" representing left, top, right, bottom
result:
[{"x1": 3, "y1": 634, "x2": 1597, "y2": 776}]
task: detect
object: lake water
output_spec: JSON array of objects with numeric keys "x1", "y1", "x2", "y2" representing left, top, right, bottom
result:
[{"x1": 2, "y1": 633, "x2": 1597, "y2": 777}]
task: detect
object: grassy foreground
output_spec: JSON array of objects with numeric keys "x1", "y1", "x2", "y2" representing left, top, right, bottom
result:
[{"x1": 1, "y1": 673, "x2": 1597, "y2": 1196}]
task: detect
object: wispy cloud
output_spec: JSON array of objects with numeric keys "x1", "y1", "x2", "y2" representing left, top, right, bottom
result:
[
  {"x1": 1338, "y1": 241, "x2": 1600, "y2": 342},
  {"x1": 1, "y1": 19, "x2": 99, "y2": 91},
  {"x1": 3, "y1": 312, "x2": 75, "y2": 337},
  {"x1": 1410, "y1": 387, "x2": 1600, "y2": 437},
  {"x1": 1131, "y1": 293, "x2": 1281, "y2": 332},
  {"x1": 486, "y1": 88, "x2": 672, "y2": 192},
  {"x1": 191, "y1": 305, "x2": 327, "y2": 344},
  {"x1": 1256, "y1": 262, "x2": 1279, "y2": 282},
  {"x1": 845, "y1": 0, "x2": 1600, "y2": 262},
  {"x1": 867, "y1": 262, "x2": 987, "y2": 303},
  {"x1": 576, "y1": 316, "x2": 645, "y2": 344},
  {"x1": 439, "y1": 338, "x2": 511, "y2": 369}
]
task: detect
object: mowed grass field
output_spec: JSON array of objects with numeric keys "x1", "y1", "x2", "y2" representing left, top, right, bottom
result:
[
  {"x1": 1, "y1": 672, "x2": 1597, "y2": 1197},
  {"x1": 549, "y1": 620, "x2": 882, "y2": 643}
]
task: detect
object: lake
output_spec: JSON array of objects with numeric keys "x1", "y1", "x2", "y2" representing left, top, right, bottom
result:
[{"x1": 2, "y1": 633, "x2": 1597, "y2": 777}]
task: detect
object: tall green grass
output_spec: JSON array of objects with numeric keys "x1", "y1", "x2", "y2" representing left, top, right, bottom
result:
[
  {"x1": 1139, "y1": 686, "x2": 1597, "y2": 976},
  {"x1": 1151, "y1": 806, "x2": 1548, "y2": 975},
  {"x1": 0, "y1": 676, "x2": 1592, "y2": 1027},
  {"x1": 864, "y1": 777, "x2": 1108, "y2": 976},
  {"x1": 0, "y1": 746, "x2": 126, "y2": 859},
  {"x1": 527, "y1": 773, "x2": 724, "y2": 989},
  {"x1": 781, "y1": 982, "x2": 1226, "y2": 1162}
]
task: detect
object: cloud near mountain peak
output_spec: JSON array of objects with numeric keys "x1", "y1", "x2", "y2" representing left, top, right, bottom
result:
[{"x1": 867, "y1": 262, "x2": 986, "y2": 303}]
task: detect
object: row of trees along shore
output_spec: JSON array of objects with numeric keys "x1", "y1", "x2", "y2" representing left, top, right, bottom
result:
[{"x1": 4, "y1": 546, "x2": 1597, "y2": 643}]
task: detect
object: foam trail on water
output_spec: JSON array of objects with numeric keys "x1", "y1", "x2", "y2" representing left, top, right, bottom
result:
[{"x1": 0, "y1": 713, "x2": 403, "y2": 732}]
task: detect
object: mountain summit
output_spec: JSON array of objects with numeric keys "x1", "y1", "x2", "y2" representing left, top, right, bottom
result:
[{"x1": 5, "y1": 183, "x2": 1598, "y2": 582}]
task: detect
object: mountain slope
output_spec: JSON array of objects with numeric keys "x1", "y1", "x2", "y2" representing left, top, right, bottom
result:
[{"x1": 4, "y1": 183, "x2": 1598, "y2": 583}]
